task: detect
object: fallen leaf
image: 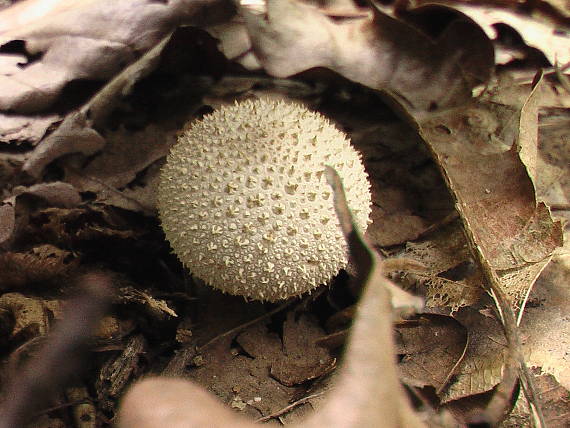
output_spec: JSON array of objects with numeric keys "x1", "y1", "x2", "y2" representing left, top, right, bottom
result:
[
  {"x1": 0, "y1": 244, "x2": 77, "y2": 289},
  {"x1": 440, "y1": 307, "x2": 508, "y2": 402},
  {"x1": 399, "y1": 220, "x2": 484, "y2": 311},
  {"x1": 0, "y1": 0, "x2": 229, "y2": 113},
  {"x1": 452, "y1": 5, "x2": 570, "y2": 65},
  {"x1": 0, "y1": 113, "x2": 59, "y2": 145},
  {"x1": 419, "y1": 97, "x2": 563, "y2": 314},
  {"x1": 241, "y1": 0, "x2": 492, "y2": 112},
  {"x1": 520, "y1": 252, "x2": 570, "y2": 390},
  {"x1": 396, "y1": 314, "x2": 468, "y2": 392},
  {"x1": 505, "y1": 369, "x2": 570, "y2": 428},
  {"x1": 1, "y1": 181, "x2": 82, "y2": 245},
  {"x1": 63, "y1": 124, "x2": 177, "y2": 214}
]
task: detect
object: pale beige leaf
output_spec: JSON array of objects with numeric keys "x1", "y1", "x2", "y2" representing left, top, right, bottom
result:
[
  {"x1": 453, "y1": 5, "x2": 570, "y2": 65},
  {"x1": 0, "y1": 0, "x2": 227, "y2": 113},
  {"x1": 241, "y1": 0, "x2": 492, "y2": 112}
]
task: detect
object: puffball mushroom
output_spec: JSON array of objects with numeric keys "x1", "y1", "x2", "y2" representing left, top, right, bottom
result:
[{"x1": 158, "y1": 98, "x2": 371, "y2": 301}]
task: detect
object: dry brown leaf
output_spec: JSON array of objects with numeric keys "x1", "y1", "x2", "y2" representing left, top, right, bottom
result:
[
  {"x1": 20, "y1": 34, "x2": 172, "y2": 179},
  {"x1": 22, "y1": 113, "x2": 106, "y2": 177},
  {"x1": 0, "y1": 0, "x2": 229, "y2": 113},
  {"x1": 63, "y1": 124, "x2": 177, "y2": 214},
  {"x1": 440, "y1": 307, "x2": 508, "y2": 403},
  {"x1": 520, "y1": 252, "x2": 570, "y2": 390},
  {"x1": 419, "y1": 100, "x2": 563, "y2": 314},
  {"x1": 241, "y1": 0, "x2": 492, "y2": 112},
  {"x1": 538, "y1": 106, "x2": 570, "y2": 208},
  {"x1": 0, "y1": 181, "x2": 81, "y2": 246},
  {"x1": 0, "y1": 244, "x2": 77, "y2": 288},
  {"x1": 396, "y1": 314, "x2": 468, "y2": 392},
  {"x1": 451, "y1": 5, "x2": 570, "y2": 65},
  {"x1": 0, "y1": 113, "x2": 59, "y2": 146},
  {"x1": 504, "y1": 369, "x2": 570, "y2": 428},
  {"x1": 398, "y1": 220, "x2": 484, "y2": 310}
]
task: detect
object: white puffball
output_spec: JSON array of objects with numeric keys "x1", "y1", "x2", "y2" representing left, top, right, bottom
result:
[{"x1": 158, "y1": 98, "x2": 371, "y2": 301}]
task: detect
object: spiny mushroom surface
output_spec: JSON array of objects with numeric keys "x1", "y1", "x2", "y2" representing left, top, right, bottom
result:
[{"x1": 158, "y1": 98, "x2": 371, "y2": 301}]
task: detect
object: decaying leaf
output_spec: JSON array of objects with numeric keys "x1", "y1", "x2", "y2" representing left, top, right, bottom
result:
[
  {"x1": 0, "y1": 113, "x2": 59, "y2": 146},
  {"x1": 63, "y1": 124, "x2": 177, "y2": 214},
  {"x1": 241, "y1": 0, "x2": 493, "y2": 112},
  {"x1": 0, "y1": 244, "x2": 76, "y2": 288},
  {"x1": 0, "y1": 292, "x2": 53, "y2": 340},
  {"x1": 504, "y1": 369, "x2": 570, "y2": 428},
  {"x1": 440, "y1": 307, "x2": 508, "y2": 403},
  {"x1": 0, "y1": 0, "x2": 230, "y2": 113},
  {"x1": 521, "y1": 252, "x2": 570, "y2": 390},
  {"x1": 452, "y1": 5, "x2": 570, "y2": 66},
  {"x1": 419, "y1": 97, "x2": 563, "y2": 314},
  {"x1": 399, "y1": 220, "x2": 484, "y2": 310},
  {"x1": 396, "y1": 314, "x2": 468, "y2": 393},
  {"x1": 1, "y1": 181, "x2": 82, "y2": 246}
]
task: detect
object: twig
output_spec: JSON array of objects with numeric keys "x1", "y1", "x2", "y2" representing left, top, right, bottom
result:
[{"x1": 255, "y1": 391, "x2": 327, "y2": 422}]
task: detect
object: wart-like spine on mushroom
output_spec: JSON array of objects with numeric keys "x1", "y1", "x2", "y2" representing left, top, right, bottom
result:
[{"x1": 158, "y1": 98, "x2": 371, "y2": 301}]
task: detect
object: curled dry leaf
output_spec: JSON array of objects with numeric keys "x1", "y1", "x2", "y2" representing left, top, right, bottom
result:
[
  {"x1": 118, "y1": 168, "x2": 424, "y2": 428},
  {"x1": 21, "y1": 34, "x2": 171, "y2": 179},
  {"x1": 0, "y1": 181, "x2": 81, "y2": 246},
  {"x1": 0, "y1": 0, "x2": 230, "y2": 113},
  {"x1": 0, "y1": 113, "x2": 59, "y2": 146},
  {"x1": 241, "y1": 0, "x2": 492, "y2": 112},
  {"x1": 452, "y1": 5, "x2": 570, "y2": 66},
  {"x1": 22, "y1": 113, "x2": 106, "y2": 177},
  {"x1": 63, "y1": 124, "x2": 178, "y2": 214}
]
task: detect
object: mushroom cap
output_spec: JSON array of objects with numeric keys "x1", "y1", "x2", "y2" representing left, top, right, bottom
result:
[{"x1": 158, "y1": 98, "x2": 371, "y2": 301}]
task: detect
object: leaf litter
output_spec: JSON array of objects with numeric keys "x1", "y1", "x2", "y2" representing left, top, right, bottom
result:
[{"x1": 0, "y1": 0, "x2": 568, "y2": 426}]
